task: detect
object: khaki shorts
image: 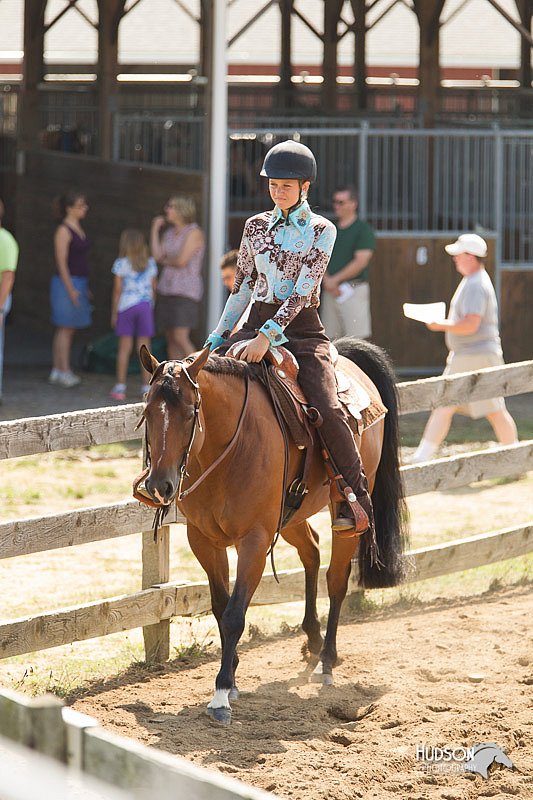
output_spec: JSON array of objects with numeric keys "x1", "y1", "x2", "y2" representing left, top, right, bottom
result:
[
  {"x1": 319, "y1": 281, "x2": 371, "y2": 340},
  {"x1": 444, "y1": 351, "x2": 506, "y2": 419}
]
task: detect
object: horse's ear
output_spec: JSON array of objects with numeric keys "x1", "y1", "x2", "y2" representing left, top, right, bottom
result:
[
  {"x1": 139, "y1": 344, "x2": 160, "y2": 375},
  {"x1": 187, "y1": 346, "x2": 210, "y2": 381}
]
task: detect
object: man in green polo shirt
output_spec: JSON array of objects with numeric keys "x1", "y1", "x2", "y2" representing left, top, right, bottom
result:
[
  {"x1": 0, "y1": 199, "x2": 19, "y2": 402},
  {"x1": 320, "y1": 185, "x2": 375, "y2": 340}
]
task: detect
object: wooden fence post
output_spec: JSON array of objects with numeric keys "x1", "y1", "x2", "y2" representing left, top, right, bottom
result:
[
  {"x1": 142, "y1": 526, "x2": 171, "y2": 662},
  {"x1": 0, "y1": 688, "x2": 67, "y2": 762}
]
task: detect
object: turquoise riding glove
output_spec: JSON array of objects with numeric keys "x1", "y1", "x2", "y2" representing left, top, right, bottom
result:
[{"x1": 204, "y1": 332, "x2": 226, "y2": 351}]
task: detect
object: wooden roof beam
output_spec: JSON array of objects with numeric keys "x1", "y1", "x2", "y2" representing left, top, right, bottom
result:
[
  {"x1": 486, "y1": 0, "x2": 533, "y2": 46},
  {"x1": 279, "y1": 0, "x2": 294, "y2": 106},
  {"x1": 19, "y1": 0, "x2": 47, "y2": 159},
  {"x1": 515, "y1": 0, "x2": 533, "y2": 90},
  {"x1": 44, "y1": 0, "x2": 97, "y2": 33},
  {"x1": 367, "y1": 0, "x2": 405, "y2": 31},
  {"x1": 292, "y1": 5, "x2": 324, "y2": 41},
  {"x1": 487, "y1": 0, "x2": 533, "y2": 47},
  {"x1": 96, "y1": 0, "x2": 126, "y2": 160},
  {"x1": 171, "y1": 0, "x2": 200, "y2": 25},
  {"x1": 413, "y1": 0, "x2": 445, "y2": 126},
  {"x1": 121, "y1": 0, "x2": 143, "y2": 17},
  {"x1": 323, "y1": 0, "x2": 345, "y2": 111},
  {"x1": 228, "y1": 0, "x2": 277, "y2": 48},
  {"x1": 351, "y1": 0, "x2": 367, "y2": 109}
]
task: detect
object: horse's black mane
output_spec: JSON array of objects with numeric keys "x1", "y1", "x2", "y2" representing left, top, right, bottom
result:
[
  {"x1": 155, "y1": 377, "x2": 182, "y2": 405},
  {"x1": 204, "y1": 355, "x2": 260, "y2": 381},
  {"x1": 150, "y1": 363, "x2": 183, "y2": 406},
  {"x1": 149, "y1": 356, "x2": 260, "y2": 404}
]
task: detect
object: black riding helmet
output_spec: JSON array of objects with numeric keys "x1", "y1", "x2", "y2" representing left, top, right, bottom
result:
[{"x1": 260, "y1": 140, "x2": 317, "y2": 183}]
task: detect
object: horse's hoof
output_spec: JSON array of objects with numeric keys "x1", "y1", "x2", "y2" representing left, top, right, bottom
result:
[
  {"x1": 229, "y1": 686, "x2": 240, "y2": 701},
  {"x1": 310, "y1": 663, "x2": 334, "y2": 685},
  {"x1": 207, "y1": 706, "x2": 232, "y2": 725}
]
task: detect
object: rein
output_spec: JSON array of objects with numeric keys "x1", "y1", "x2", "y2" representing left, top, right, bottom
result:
[{"x1": 178, "y1": 370, "x2": 250, "y2": 500}]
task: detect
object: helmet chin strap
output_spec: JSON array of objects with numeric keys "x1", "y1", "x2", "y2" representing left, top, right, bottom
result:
[{"x1": 287, "y1": 180, "x2": 308, "y2": 215}]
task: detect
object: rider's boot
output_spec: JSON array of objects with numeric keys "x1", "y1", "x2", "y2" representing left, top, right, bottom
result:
[
  {"x1": 323, "y1": 417, "x2": 376, "y2": 540},
  {"x1": 332, "y1": 468, "x2": 375, "y2": 535}
]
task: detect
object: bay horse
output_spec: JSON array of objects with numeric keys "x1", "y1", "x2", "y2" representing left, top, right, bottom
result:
[{"x1": 137, "y1": 337, "x2": 407, "y2": 724}]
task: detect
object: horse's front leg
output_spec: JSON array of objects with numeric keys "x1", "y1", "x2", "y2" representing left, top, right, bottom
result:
[
  {"x1": 186, "y1": 525, "x2": 239, "y2": 698},
  {"x1": 207, "y1": 526, "x2": 271, "y2": 725},
  {"x1": 281, "y1": 520, "x2": 323, "y2": 655},
  {"x1": 311, "y1": 533, "x2": 359, "y2": 685}
]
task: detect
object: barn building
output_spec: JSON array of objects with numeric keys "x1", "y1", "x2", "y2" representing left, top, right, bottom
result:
[{"x1": 0, "y1": 0, "x2": 531, "y2": 368}]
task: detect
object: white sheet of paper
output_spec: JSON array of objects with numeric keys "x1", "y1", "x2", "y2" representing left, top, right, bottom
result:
[
  {"x1": 335, "y1": 282, "x2": 356, "y2": 305},
  {"x1": 403, "y1": 302, "x2": 446, "y2": 324}
]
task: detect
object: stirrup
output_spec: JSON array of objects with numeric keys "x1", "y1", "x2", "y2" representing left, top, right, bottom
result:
[{"x1": 332, "y1": 494, "x2": 369, "y2": 538}]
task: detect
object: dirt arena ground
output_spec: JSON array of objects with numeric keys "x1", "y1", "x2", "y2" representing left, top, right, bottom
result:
[
  {"x1": 71, "y1": 583, "x2": 533, "y2": 800},
  {"x1": 3, "y1": 321, "x2": 532, "y2": 798}
]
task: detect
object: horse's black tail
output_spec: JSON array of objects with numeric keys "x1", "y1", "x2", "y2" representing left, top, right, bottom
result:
[{"x1": 334, "y1": 337, "x2": 409, "y2": 588}]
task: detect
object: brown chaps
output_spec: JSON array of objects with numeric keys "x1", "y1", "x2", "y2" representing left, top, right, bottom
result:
[{"x1": 216, "y1": 302, "x2": 372, "y2": 510}]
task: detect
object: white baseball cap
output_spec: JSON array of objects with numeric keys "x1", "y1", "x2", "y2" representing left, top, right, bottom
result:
[{"x1": 444, "y1": 234, "x2": 487, "y2": 258}]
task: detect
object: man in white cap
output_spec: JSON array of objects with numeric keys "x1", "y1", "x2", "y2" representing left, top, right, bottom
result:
[{"x1": 411, "y1": 233, "x2": 517, "y2": 464}]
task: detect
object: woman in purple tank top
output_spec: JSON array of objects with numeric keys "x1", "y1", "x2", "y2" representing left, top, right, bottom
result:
[
  {"x1": 49, "y1": 190, "x2": 92, "y2": 388},
  {"x1": 150, "y1": 195, "x2": 205, "y2": 359}
]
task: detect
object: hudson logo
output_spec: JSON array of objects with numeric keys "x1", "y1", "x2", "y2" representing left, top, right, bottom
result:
[{"x1": 416, "y1": 742, "x2": 513, "y2": 778}]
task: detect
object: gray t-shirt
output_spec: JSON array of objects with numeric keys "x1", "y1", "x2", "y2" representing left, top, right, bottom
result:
[{"x1": 445, "y1": 268, "x2": 502, "y2": 356}]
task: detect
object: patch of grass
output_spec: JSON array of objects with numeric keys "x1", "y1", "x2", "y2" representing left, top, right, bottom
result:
[
  {"x1": 485, "y1": 474, "x2": 527, "y2": 487},
  {"x1": 91, "y1": 481, "x2": 118, "y2": 495},
  {"x1": 88, "y1": 442, "x2": 141, "y2": 458},
  {"x1": 173, "y1": 641, "x2": 211, "y2": 661},
  {"x1": 11, "y1": 457, "x2": 41, "y2": 469},
  {"x1": 93, "y1": 468, "x2": 118, "y2": 479},
  {"x1": 23, "y1": 489, "x2": 42, "y2": 502},
  {"x1": 344, "y1": 586, "x2": 425, "y2": 618},
  {"x1": 279, "y1": 621, "x2": 301, "y2": 636},
  {"x1": 63, "y1": 487, "x2": 87, "y2": 500},
  {"x1": 170, "y1": 619, "x2": 215, "y2": 663},
  {"x1": 344, "y1": 590, "x2": 381, "y2": 616},
  {"x1": 248, "y1": 623, "x2": 267, "y2": 642}
]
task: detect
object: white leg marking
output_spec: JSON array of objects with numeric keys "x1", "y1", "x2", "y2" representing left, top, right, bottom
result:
[
  {"x1": 310, "y1": 661, "x2": 334, "y2": 685},
  {"x1": 208, "y1": 689, "x2": 231, "y2": 709}
]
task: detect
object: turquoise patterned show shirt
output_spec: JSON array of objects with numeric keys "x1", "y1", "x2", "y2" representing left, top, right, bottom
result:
[{"x1": 207, "y1": 200, "x2": 336, "y2": 348}]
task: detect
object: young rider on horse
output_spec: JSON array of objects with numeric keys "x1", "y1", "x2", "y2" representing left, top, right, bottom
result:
[{"x1": 205, "y1": 140, "x2": 375, "y2": 536}]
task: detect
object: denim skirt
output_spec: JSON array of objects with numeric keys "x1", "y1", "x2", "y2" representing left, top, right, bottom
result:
[{"x1": 50, "y1": 275, "x2": 92, "y2": 329}]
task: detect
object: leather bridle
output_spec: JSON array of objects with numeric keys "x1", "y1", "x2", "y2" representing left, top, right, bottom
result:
[
  {"x1": 174, "y1": 363, "x2": 203, "y2": 502},
  {"x1": 133, "y1": 362, "x2": 250, "y2": 509}
]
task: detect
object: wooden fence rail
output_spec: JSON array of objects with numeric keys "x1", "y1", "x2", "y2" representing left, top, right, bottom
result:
[
  {"x1": 0, "y1": 362, "x2": 530, "y2": 662},
  {"x1": 0, "y1": 441, "x2": 530, "y2": 562},
  {"x1": 0, "y1": 522, "x2": 531, "y2": 660},
  {"x1": 0, "y1": 688, "x2": 279, "y2": 799},
  {"x1": 0, "y1": 360, "x2": 531, "y2": 460},
  {"x1": 397, "y1": 359, "x2": 533, "y2": 414}
]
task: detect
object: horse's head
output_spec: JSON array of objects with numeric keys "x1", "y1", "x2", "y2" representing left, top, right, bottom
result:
[{"x1": 138, "y1": 345, "x2": 210, "y2": 505}]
